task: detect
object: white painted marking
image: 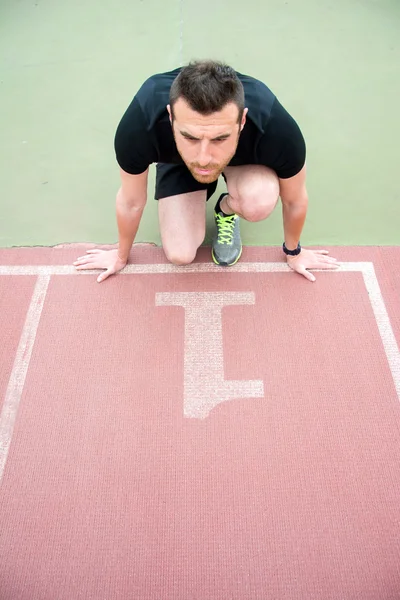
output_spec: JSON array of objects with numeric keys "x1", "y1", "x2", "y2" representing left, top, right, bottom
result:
[
  {"x1": 361, "y1": 263, "x2": 400, "y2": 399},
  {"x1": 0, "y1": 262, "x2": 369, "y2": 276},
  {"x1": 0, "y1": 276, "x2": 50, "y2": 482},
  {"x1": 156, "y1": 292, "x2": 264, "y2": 419}
]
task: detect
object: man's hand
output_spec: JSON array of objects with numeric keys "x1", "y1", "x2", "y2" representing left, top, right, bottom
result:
[
  {"x1": 73, "y1": 249, "x2": 127, "y2": 283},
  {"x1": 286, "y1": 248, "x2": 339, "y2": 282}
]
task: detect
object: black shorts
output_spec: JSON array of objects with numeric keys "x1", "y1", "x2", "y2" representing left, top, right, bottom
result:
[{"x1": 155, "y1": 163, "x2": 220, "y2": 201}]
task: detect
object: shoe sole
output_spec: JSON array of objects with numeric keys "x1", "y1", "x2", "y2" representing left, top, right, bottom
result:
[{"x1": 211, "y1": 245, "x2": 243, "y2": 267}]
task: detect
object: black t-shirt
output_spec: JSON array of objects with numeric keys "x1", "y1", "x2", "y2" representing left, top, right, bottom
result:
[{"x1": 114, "y1": 67, "x2": 306, "y2": 179}]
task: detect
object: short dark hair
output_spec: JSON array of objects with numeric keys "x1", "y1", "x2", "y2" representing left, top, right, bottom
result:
[{"x1": 169, "y1": 60, "x2": 245, "y2": 122}]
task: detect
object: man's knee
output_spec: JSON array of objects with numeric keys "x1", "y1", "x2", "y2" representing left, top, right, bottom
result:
[
  {"x1": 240, "y1": 191, "x2": 279, "y2": 222},
  {"x1": 226, "y1": 165, "x2": 280, "y2": 222},
  {"x1": 163, "y1": 243, "x2": 198, "y2": 266}
]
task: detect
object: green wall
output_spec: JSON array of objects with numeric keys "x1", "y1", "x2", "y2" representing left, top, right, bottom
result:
[{"x1": 1, "y1": 0, "x2": 399, "y2": 247}]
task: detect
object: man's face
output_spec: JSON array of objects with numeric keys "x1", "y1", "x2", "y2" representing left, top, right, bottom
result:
[{"x1": 167, "y1": 98, "x2": 247, "y2": 183}]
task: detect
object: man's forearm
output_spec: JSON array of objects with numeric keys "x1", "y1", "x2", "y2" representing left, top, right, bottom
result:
[
  {"x1": 282, "y1": 196, "x2": 308, "y2": 250},
  {"x1": 116, "y1": 189, "x2": 146, "y2": 262}
]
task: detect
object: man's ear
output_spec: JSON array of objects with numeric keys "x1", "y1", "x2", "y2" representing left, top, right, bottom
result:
[
  {"x1": 240, "y1": 107, "x2": 248, "y2": 131},
  {"x1": 167, "y1": 104, "x2": 172, "y2": 124}
]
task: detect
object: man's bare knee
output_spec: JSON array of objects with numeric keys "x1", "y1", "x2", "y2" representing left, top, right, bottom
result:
[
  {"x1": 225, "y1": 165, "x2": 280, "y2": 222},
  {"x1": 239, "y1": 191, "x2": 279, "y2": 221},
  {"x1": 163, "y1": 244, "x2": 198, "y2": 266}
]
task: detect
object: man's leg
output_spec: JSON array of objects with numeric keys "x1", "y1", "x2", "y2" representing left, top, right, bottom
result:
[
  {"x1": 222, "y1": 164, "x2": 280, "y2": 220},
  {"x1": 158, "y1": 190, "x2": 207, "y2": 265},
  {"x1": 212, "y1": 165, "x2": 280, "y2": 266}
]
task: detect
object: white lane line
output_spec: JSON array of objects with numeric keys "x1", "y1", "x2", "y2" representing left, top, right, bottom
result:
[
  {"x1": 0, "y1": 262, "x2": 371, "y2": 276},
  {"x1": 361, "y1": 263, "x2": 400, "y2": 400},
  {"x1": 0, "y1": 275, "x2": 50, "y2": 483}
]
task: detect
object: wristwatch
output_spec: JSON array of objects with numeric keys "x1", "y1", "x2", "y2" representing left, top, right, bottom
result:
[{"x1": 282, "y1": 242, "x2": 301, "y2": 256}]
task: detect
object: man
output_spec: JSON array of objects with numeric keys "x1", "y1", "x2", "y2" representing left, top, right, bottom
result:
[{"x1": 74, "y1": 60, "x2": 338, "y2": 282}]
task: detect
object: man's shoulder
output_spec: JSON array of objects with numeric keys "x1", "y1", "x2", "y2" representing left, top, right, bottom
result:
[
  {"x1": 135, "y1": 68, "x2": 181, "y2": 126},
  {"x1": 236, "y1": 71, "x2": 276, "y2": 132},
  {"x1": 137, "y1": 67, "x2": 181, "y2": 94},
  {"x1": 236, "y1": 71, "x2": 273, "y2": 93}
]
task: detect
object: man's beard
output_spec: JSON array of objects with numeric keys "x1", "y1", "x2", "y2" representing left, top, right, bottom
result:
[
  {"x1": 187, "y1": 161, "x2": 229, "y2": 183},
  {"x1": 185, "y1": 143, "x2": 239, "y2": 182},
  {"x1": 174, "y1": 130, "x2": 241, "y2": 183}
]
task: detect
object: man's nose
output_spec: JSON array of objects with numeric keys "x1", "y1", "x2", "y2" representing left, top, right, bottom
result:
[{"x1": 196, "y1": 142, "x2": 212, "y2": 167}]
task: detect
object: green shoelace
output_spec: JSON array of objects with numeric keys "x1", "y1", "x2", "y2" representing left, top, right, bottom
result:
[{"x1": 216, "y1": 213, "x2": 236, "y2": 244}]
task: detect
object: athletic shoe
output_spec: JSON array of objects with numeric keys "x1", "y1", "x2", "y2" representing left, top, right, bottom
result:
[{"x1": 212, "y1": 194, "x2": 242, "y2": 266}]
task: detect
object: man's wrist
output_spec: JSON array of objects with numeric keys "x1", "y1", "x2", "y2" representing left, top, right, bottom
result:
[
  {"x1": 282, "y1": 241, "x2": 301, "y2": 256},
  {"x1": 117, "y1": 250, "x2": 128, "y2": 263}
]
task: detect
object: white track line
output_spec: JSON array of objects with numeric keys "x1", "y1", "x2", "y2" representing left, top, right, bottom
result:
[
  {"x1": 361, "y1": 263, "x2": 400, "y2": 399},
  {"x1": 0, "y1": 275, "x2": 50, "y2": 482},
  {"x1": 0, "y1": 261, "x2": 371, "y2": 276}
]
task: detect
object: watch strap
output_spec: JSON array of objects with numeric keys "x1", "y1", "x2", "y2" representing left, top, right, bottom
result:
[{"x1": 283, "y1": 242, "x2": 301, "y2": 256}]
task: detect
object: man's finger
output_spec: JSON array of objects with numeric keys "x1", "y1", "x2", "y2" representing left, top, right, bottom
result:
[
  {"x1": 74, "y1": 255, "x2": 91, "y2": 262},
  {"x1": 297, "y1": 266, "x2": 316, "y2": 282},
  {"x1": 313, "y1": 263, "x2": 340, "y2": 270},
  {"x1": 316, "y1": 256, "x2": 339, "y2": 264},
  {"x1": 313, "y1": 250, "x2": 330, "y2": 255},
  {"x1": 74, "y1": 258, "x2": 94, "y2": 267},
  {"x1": 73, "y1": 258, "x2": 89, "y2": 266},
  {"x1": 86, "y1": 249, "x2": 102, "y2": 255},
  {"x1": 97, "y1": 269, "x2": 113, "y2": 283}
]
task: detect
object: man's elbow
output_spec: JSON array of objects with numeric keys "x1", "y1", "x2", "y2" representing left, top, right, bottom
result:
[{"x1": 116, "y1": 187, "x2": 147, "y2": 212}]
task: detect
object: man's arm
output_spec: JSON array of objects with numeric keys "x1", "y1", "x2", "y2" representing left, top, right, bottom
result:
[
  {"x1": 73, "y1": 167, "x2": 149, "y2": 282},
  {"x1": 278, "y1": 164, "x2": 339, "y2": 281},
  {"x1": 279, "y1": 164, "x2": 308, "y2": 250},
  {"x1": 116, "y1": 167, "x2": 149, "y2": 262}
]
